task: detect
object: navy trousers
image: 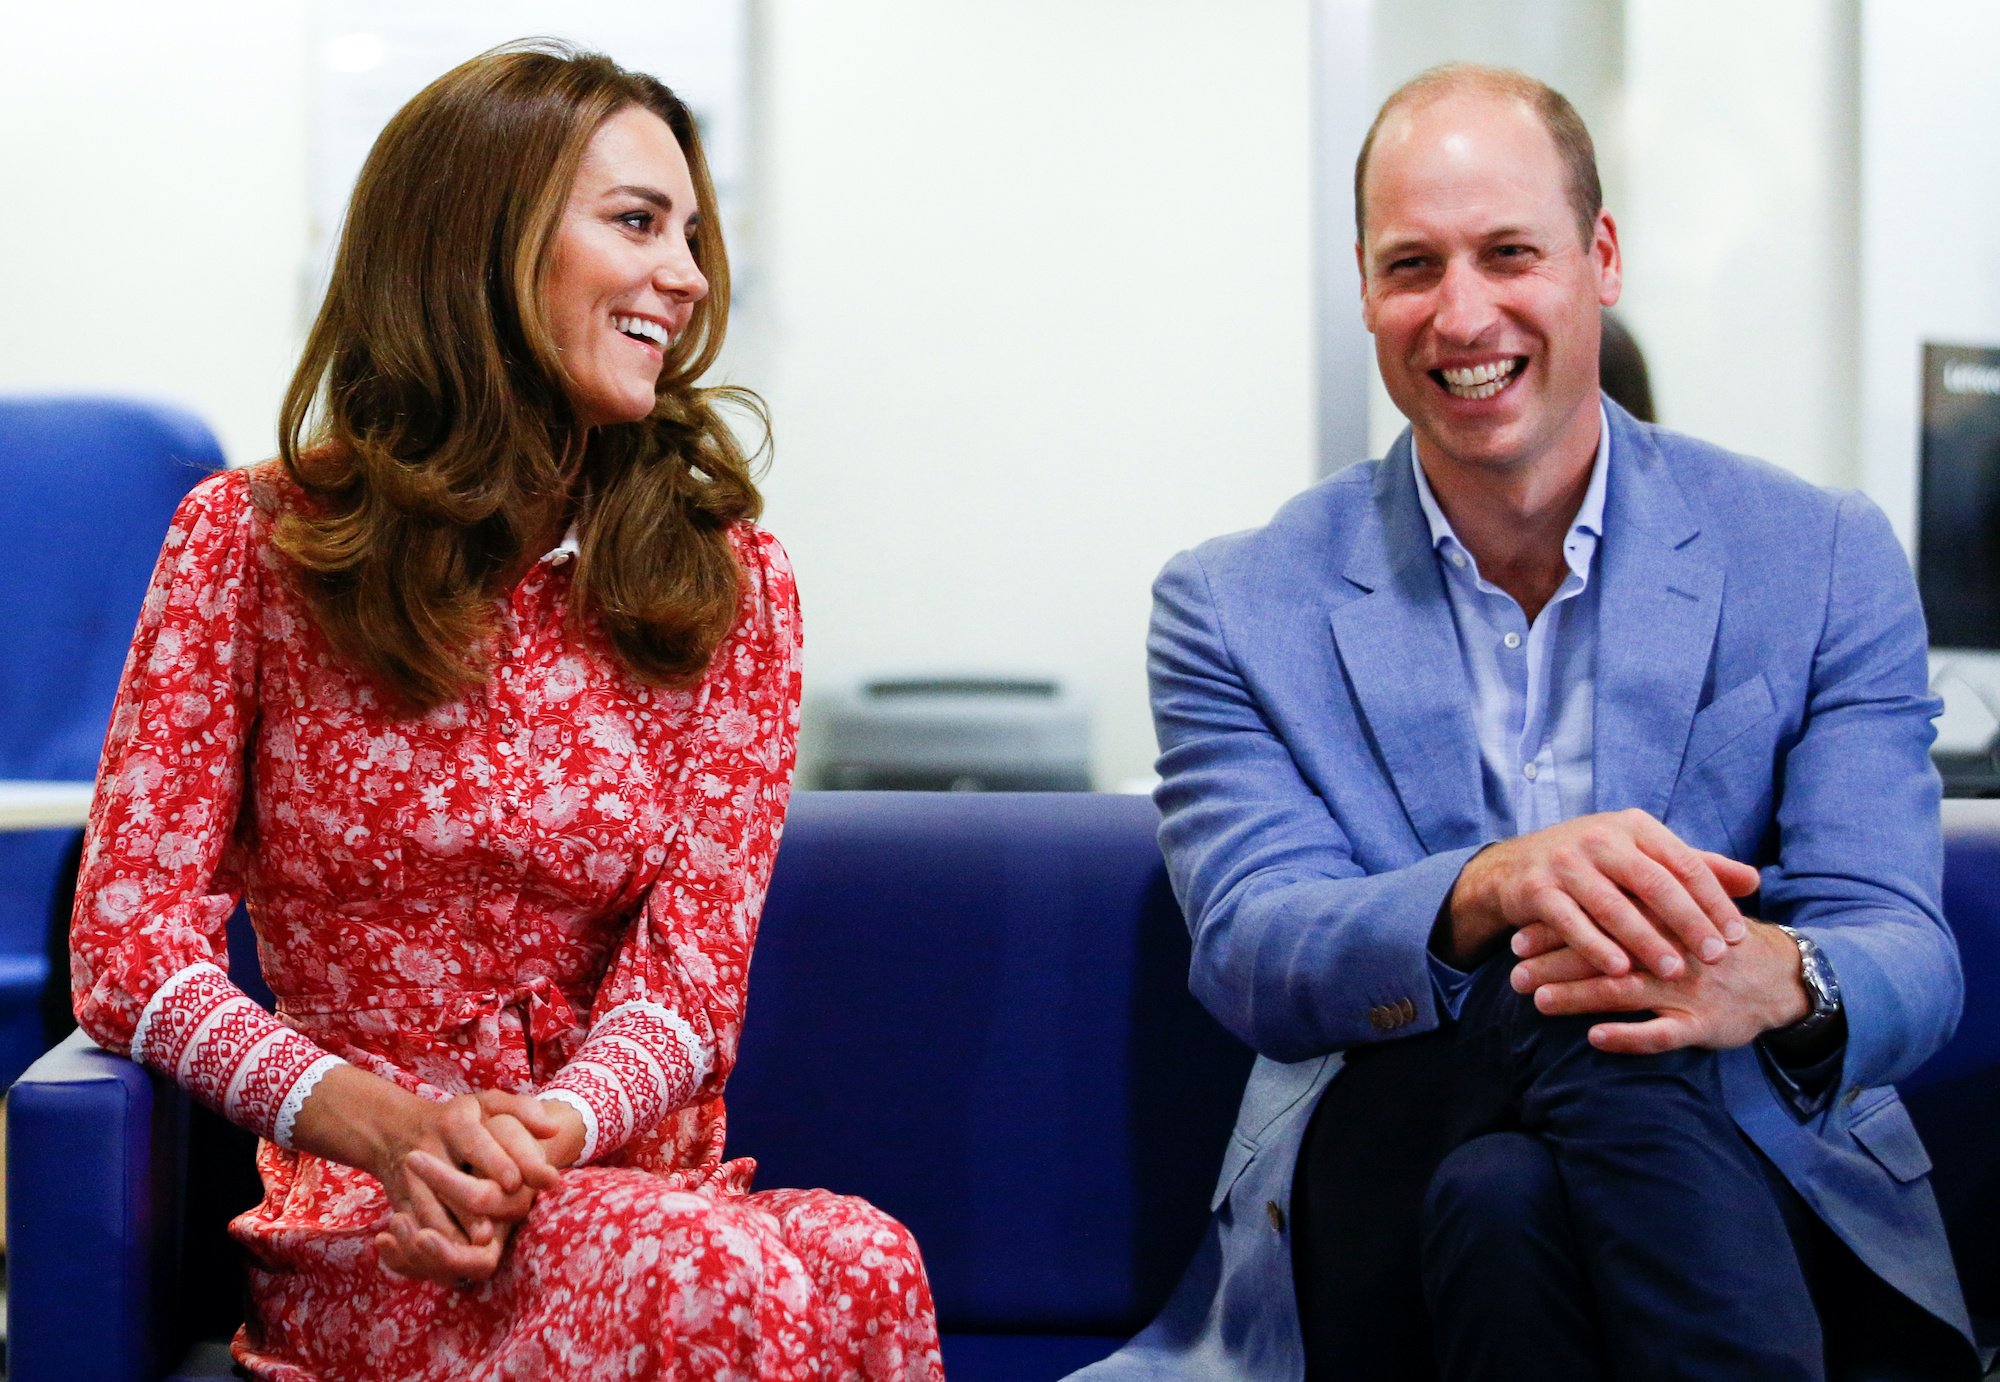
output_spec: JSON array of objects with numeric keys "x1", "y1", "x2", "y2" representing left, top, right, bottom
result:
[{"x1": 1290, "y1": 958, "x2": 1970, "y2": 1380}]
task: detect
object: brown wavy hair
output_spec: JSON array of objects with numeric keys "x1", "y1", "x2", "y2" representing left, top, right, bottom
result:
[{"x1": 273, "y1": 40, "x2": 765, "y2": 711}]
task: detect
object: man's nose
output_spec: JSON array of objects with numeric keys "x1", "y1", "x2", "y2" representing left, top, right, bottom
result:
[
  {"x1": 655, "y1": 242, "x2": 709, "y2": 305},
  {"x1": 1431, "y1": 259, "x2": 1496, "y2": 343}
]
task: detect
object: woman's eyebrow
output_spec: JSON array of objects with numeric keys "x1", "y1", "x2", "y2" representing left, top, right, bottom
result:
[{"x1": 607, "y1": 184, "x2": 674, "y2": 211}]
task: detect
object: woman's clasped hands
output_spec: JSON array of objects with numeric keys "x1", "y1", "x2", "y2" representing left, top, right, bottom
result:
[{"x1": 369, "y1": 1089, "x2": 588, "y2": 1284}]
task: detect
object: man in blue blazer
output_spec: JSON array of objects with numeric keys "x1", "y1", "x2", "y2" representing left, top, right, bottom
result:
[{"x1": 1080, "y1": 65, "x2": 1975, "y2": 1380}]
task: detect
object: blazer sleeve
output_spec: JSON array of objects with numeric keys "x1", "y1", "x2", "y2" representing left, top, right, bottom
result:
[
  {"x1": 1149, "y1": 548, "x2": 1483, "y2": 1062},
  {"x1": 1760, "y1": 491, "x2": 1960, "y2": 1090},
  {"x1": 539, "y1": 527, "x2": 802, "y2": 1163}
]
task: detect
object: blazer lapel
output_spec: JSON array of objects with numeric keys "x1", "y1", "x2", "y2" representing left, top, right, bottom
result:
[
  {"x1": 1591, "y1": 407, "x2": 1725, "y2": 819},
  {"x1": 1327, "y1": 438, "x2": 1486, "y2": 855}
]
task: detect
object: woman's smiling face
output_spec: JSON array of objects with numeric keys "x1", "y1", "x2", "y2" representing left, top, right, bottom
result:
[{"x1": 545, "y1": 105, "x2": 709, "y2": 430}]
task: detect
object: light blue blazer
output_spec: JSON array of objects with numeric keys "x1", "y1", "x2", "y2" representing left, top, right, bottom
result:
[{"x1": 1075, "y1": 402, "x2": 1973, "y2": 1379}]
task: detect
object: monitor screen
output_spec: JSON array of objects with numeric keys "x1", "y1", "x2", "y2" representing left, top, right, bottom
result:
[{"x1": 1918, "y1": 342, "x2": 2000, "y2": 650}]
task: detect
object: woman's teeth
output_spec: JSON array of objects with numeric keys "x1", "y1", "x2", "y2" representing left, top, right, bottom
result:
[
  {"x1": 613, "y1": 314, "x2": 670, "y2": 348},
  {"x1": 1439, "y1": 359, "x2": 1518, "y2": 400}
]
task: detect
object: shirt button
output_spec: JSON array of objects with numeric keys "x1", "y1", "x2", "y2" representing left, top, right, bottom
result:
[
  {"x1": 1448, "y1": 550, "x2": 1468, "y2": 569},
  {"x1": 1502, "y1": 631, "x2": 1522, "y2": 649},
  {"x1": 1522, "y1": 762, "x2": 1540, "y2": 781}
]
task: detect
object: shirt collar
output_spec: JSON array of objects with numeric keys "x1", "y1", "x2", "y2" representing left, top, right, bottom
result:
[
  {"x1": 542, "y1": 524, "x2": 581, "y2": 565},
  {"x1": 1411, "y1": 401, "x2": 1611, "y2": 571}
]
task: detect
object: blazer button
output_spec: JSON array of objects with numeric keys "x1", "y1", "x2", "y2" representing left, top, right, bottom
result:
[
  {"x1": 1394, "y1": 997, "x2": 1416, "y2": 1026},
  {"x1": 1367, "y1": 1005, "x2": 1390, "y2": 1031},
  {"x1": 1844, "y1": 1087, "x2": 1861, "y2": 1106},
  {"x1": 1266, "y1": 1200, "x2": 1286, "y2": 1233}
]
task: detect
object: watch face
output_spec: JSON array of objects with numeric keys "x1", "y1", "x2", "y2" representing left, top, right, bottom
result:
[{"x1": 1799, "y1": 941, "x2": 1838, "y2": 1015}]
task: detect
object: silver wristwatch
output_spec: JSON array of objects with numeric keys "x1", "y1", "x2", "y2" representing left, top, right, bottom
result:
[{"x1": 1775, "y1": 924, "x2": 1842, "y2": 1040}]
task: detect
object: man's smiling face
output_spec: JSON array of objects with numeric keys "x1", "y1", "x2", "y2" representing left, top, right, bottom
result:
[{"x1": 1357, "y1": 87, "x2": 1621, "y2": 485}]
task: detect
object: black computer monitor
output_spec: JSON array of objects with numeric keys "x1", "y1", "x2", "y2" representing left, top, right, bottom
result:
[{"x1": 1918, "y1": 342, "x2": 2000, "y2": 651}]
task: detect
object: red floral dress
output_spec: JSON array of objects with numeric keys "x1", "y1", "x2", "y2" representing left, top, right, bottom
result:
[{"x1": 70, "y1": 468, "x2": 943, "y2": 1381}]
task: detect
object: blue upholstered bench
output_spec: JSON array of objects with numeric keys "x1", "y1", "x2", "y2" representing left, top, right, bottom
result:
[
  {"x1": 11, "y1": 791, "x2": 1999, "y2": 1379},
  {"x1": 6, "y1": 791, "x2": 1253, "y2": 1380},
  {"x1": 0, "y1": 394, "x2": 224, "y2": 1093}
]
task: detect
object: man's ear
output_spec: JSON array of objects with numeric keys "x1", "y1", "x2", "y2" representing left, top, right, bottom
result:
[
  {"x1": 1594, "y1": 210, "x2": 1623, "y2": 309},
  {"x1": 1355, "y1": 241, "x2": 1376, "y2": 331}
]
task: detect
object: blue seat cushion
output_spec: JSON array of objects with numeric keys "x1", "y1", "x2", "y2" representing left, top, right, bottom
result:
[
  {"x1": 940, "y1": 1332, "x2": 1124, "y2": 1381},
  {"x1": 728, "y1": 791, "x2": 1252, "y2": 1334}
]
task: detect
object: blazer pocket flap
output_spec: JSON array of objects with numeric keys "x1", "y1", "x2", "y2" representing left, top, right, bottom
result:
[
  {"x1": 1210, "y1": 1053, "x2": 1338, "y2": 1211},
  {"x1": 1211, "y1": 1134, "x2": 1256, "y2": 1211},
  {"x1": 1681, "y1": 674, "x2": 1776, "y2": 773},
  {"x1": 1849, "y1": 1094, "x2": 1933, "y2": 1183}
]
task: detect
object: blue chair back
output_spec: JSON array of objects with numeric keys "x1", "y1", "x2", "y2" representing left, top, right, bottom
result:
[
  {"x1": 728, "y1": 791, "x2": 1253, "y2": 1336},
  {"x1": 0, "y1": 395, "x2": 223, "y2": 1084},
  {"x1": 1904, "y1": 805, "x2": 2000, "y2": 1340}
]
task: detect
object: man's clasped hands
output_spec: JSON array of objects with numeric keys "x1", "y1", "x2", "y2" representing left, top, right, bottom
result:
[{"x1": 1445, "y1": 807, "x2": 1813, "y2": 1053}]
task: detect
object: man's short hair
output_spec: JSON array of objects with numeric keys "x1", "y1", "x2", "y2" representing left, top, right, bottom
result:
[{"x1": 1353, "y1": 63, "x2": 1603, "y2": 248}]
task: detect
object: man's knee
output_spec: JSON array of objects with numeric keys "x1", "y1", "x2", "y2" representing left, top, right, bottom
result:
[
  {"x1": 1471, "y1": 964, "x2": 1724, "y2": 1101},
  {"x1": 1420, "y1": 1130, "x2": 1564, "y2": 1255}
]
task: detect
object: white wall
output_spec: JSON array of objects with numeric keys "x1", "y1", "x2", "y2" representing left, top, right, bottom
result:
[
  {"x1": 753, "y1": 1, "x2": 1314, "y2": 786},
  {"x1": 1856, "y1": 0, "x2": 2000, "y2": 748},
  {"x1": 1858, "y1": 0, "x2": 2000, "y2": 545},
  {"x1": 1619, "y1": 0, "x2": 1858, "y2": 488},
  {"x1": 0, "y1": 2, "x2": 312, "y2": 470},
  {"x1": 0, "y1": 0, "x2": 1316, "y2": 790}
]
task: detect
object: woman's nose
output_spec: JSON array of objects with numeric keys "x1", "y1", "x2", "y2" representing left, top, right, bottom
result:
[{"x1": 656, "y1": 242, "x2": 708, "y2": 305}]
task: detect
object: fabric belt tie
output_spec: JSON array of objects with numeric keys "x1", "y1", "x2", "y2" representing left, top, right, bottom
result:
[{"x1": 488, "y1": 974, "x2": 581, "y2": 1050}]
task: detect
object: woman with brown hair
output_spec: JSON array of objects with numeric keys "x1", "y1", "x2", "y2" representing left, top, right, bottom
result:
[{"x1": 69, "y1": 40, "x2": 941, "y2": 1380}]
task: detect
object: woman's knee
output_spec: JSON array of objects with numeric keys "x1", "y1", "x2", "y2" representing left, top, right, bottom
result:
[{"x1": 765, "y1": 1191, "x2": 924, "y2": 1280}]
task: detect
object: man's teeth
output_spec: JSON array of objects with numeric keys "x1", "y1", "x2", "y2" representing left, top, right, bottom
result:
[
  {"x1": 1439, "y1": 359, "x2": 1518, "y2": 399},
  {"x1": 613, "y1": 314, "x2": 670, "y2": 348}
]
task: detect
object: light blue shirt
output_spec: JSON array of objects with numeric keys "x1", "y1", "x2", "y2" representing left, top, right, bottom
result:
[{"x1": 1417, "y1": 407, "x2": 1610, "y2": 1013}]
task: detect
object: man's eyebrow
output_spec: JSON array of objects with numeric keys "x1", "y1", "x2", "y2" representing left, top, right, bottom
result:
[{"x1": 1369, "y1": 236, "x2": 1433, "y2": 262}]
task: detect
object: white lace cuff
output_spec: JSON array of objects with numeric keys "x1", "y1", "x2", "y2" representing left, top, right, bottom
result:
[
  {"x1": 540, "y1": 1088, "x2": 600, "y2": 1164},
  {"x1": 273, "y1": 1055, "x2": 344, "y2": 1151}
]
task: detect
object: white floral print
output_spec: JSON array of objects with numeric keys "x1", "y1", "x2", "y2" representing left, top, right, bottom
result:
[{"x1": 71, "y1": 469, "x2": 942, "y2": 1381}]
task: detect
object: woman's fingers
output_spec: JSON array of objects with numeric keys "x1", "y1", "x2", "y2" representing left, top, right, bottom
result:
[
  {"x1": 377, "y1": 1209, "x2": 504, "y2": 1282},
  {"x1": 406, "y1": 1149, "x2": 535, "y2": 1225},
  {"x1": 482, "y1": 1113, "x2": 562, "y2": 1193},
  {"x1": 435, "y1": 1097, "x2": 526, "y2": 1194},
  {"x1": 378, "y1": 1208, "x2": 512, "y2": 1288},
  {"x1": 396, "y1": 1160, "x2": 504, "y2": 1257},
  {"x1": 476, "y1": 1088, "x2": 564, "y2": 1140}
]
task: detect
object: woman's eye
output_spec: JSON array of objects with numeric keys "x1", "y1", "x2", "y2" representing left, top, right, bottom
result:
[{"x1": 618, "y1": 211, "x2": 654, "y2": 232}]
